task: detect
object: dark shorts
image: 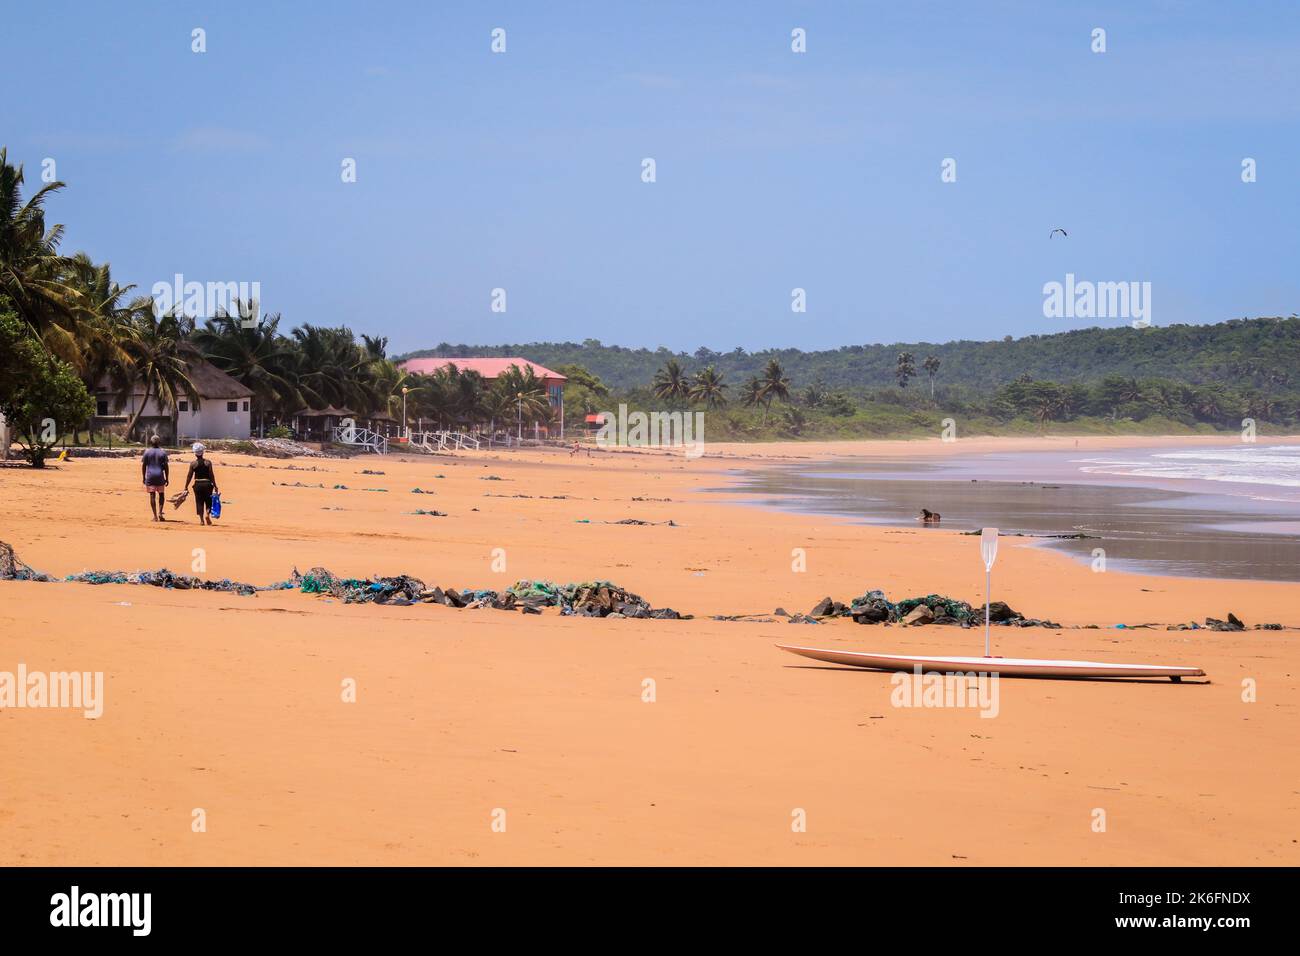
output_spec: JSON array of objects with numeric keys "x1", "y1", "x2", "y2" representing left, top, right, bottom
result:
[{"x1": 193, "y1": 481, "x2": 214, "y2": 513}]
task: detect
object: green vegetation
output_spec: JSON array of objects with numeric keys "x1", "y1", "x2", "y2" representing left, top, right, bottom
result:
[{"x1": 0, "y1": 307, "x2": 95, "y2": 466}]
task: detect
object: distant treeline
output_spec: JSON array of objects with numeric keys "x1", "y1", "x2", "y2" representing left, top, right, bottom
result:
[{"x1": 403, "y1": 317, "x2": 1300, "y2": 393}]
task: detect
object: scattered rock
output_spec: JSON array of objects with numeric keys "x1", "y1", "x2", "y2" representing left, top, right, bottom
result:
[{"x1": 901, "y1": 605, "x2": 935, "y2": 626}]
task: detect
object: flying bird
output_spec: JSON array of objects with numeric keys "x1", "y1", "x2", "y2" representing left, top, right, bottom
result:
[{"x1": 1049, "y1": 228, "x2": 1068, "y2": 239}]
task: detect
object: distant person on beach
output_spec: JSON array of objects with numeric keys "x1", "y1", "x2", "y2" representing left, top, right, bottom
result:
[
  {"x1": 141, "y1": 435, "x2": 169, "y2": 522},
  {"x1": 184, "y1": 443, "x2": 220, "y2": 525}
]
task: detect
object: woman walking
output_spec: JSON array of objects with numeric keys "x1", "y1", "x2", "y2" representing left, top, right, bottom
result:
[{"x1": 183, "y1": 443, "x2": 220, "y2": 525}]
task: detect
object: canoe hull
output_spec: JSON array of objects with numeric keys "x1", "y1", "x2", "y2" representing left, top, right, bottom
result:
[{"x1": 776, "y1": 644, "x2": 1206, "y2": 679}]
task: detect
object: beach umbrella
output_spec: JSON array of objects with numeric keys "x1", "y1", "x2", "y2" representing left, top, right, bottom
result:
[{"x1": 981, "y1": 528, "x2": 999, "y2": 656}]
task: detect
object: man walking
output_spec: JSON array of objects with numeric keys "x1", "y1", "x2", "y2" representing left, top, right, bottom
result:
[{"x1": 141, "y1": 435, "x2": 170, "y2": 522}]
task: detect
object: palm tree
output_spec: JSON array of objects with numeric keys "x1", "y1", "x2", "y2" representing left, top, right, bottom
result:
[
  {"x1": 0, "y1": 148, "x2": 83, "y2": 362},
  {"x1": 117, "y1": 309, "x2": 201, "y2": 440},
  {"x1": 494, "y1": 363, "x2": 552, "y2": 437},
  {"x1": 740, "y1": 376, "x2": 764, "y2": 411},
  {"x1": 757, "y1": 358, "x2": 790, "y2": 425},
  {"x1": 895, "y1": 351, "x2": 916, "y2": 388},
  {"x1": 194, "y1": 304, "x2": 304, "y2": 432},
  {"x1": 922, "y1": 355, "x2": 941, "y2": 398},
  {"x1": 291, "y1": 324, "x2": 378, "y2": 414},
  {"x1": 652, "y1": 359, "x2": 691, "y2": 402},
  {"x1": 688, "y1": 365, "x2": 728, "y2": 408}
]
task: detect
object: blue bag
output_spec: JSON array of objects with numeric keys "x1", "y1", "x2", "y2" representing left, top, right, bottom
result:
[{"x1": 210, "y1": 491, "x2": 222, "y2": 519}]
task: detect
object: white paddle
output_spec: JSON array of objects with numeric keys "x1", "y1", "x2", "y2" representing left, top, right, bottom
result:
[{"x1": 981, "y1": 527, "x2": 999, "y2": 657}]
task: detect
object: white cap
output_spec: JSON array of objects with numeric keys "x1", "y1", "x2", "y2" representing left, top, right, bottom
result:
[{"x1": 192, "y1": 442, "x2": 206, "y2": 455}]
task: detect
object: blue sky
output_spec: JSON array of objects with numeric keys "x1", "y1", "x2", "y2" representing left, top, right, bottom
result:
[{"x1": 5, "y1": 1, "x2": 1298, "y2": 353}]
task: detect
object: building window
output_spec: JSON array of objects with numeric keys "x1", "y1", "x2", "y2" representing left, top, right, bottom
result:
[
  {"x1": 242, "y1": 400, "x2": 249, "y2": 411},
  {"x1": 96, "y1": 400, "x2": 109, "y2": 416},
  {"x1": 178, "y1": 400, "x2": 189, "y2": 412},
  {"x1": 227, "y1": 401, "x2": 237, "y2": 412}
]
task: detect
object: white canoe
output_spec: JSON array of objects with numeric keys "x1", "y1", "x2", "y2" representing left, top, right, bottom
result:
[{"x1": 776, "y1": 644, "x2": 1206, "y2": 681}]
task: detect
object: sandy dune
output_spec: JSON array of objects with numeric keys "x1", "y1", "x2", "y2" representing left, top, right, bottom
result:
[{"x1": 1, "y1": 436, "x2": 1296, "y2": 865}]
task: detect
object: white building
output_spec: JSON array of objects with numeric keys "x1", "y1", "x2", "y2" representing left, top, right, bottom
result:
[{"x1": 94, "y1": 360, "x2": 253, "y2": 442}]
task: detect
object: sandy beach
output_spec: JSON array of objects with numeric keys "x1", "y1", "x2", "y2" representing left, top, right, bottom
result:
[{"x1": 1, "y1": 435, "x2": 1297, "y2": 866}]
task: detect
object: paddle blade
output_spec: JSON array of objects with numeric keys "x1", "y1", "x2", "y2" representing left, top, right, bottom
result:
[{"x1": 981, "y1": 527, "x2": 999, "y2": 570}]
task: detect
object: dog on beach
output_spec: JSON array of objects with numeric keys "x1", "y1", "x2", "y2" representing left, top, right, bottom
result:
[{"x1": 919, "y1": 508, "x2": 941, "y2": 523}]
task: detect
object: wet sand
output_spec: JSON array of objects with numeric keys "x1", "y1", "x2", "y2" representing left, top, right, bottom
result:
[
  {"x1": 730, "y1": 445, "x2": 1300, "y2": 581},
  {"x1": 1, "y1": 435, "x2": 1297, "y2": 865}
]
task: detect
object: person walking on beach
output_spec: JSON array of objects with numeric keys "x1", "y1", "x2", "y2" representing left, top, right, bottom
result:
[
  {"x1": 184, "y1": 442, "x2": 220, "y2": 525},
  {"x1": 141, "y1": 435, "x2": 170, "y2": 522}
]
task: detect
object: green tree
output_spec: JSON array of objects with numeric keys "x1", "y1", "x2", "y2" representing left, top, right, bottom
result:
[
  {"x1": 688, "y1": 364, "x2": 728, "y2": 408},
  {"x1": 757, "y1": 358, "x2": 790, "y2": 425},
  {"x1": 652, "y1": 359, "x2": 691, "y2": 402},
  {"x1": 922, "y1": 355, "x2": 941, "y2": 397},
  {"x1": 0, "y1": 308, "x2": 94, "y2": 466},
  {"x1": 117, "y1": 309, "x2": 201, "y2": 440},
  {"x1": 895, "y1": 351, "x2": 916, "y2": 388},
  {"x1": 0, "y1": 148, "x2": 83, "y2": 362}
]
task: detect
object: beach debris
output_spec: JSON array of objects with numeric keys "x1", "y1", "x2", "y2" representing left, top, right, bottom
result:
[
  {"x1": 480, "y1": 475, "x2": 506, "y2": 481},
  {"x1": 809, "y1": 589, "x2": 1059, "y2": 628},
  {"x1": 506, "y1": 580, "x2": 685, "y2": 619},
  {"x1": 411, "y1": 487, "x2": 437, "y2": 494},
  {"x1": 251, "y1": 437, "x2": 325, "y2": 458},
  {"x1": 786, "y1": 613, "x2": 821, "y2": 624},
  {"x1": 485, "y1": 493, "x2": 572, "y2": 500},
  {"x1": 60, "y1": 567, "x2": 289, "y2": 597},
  {"x1": 0, "y1": 541, "x2": 53, "y2": 582},
  {"x1": 360, "y1": 469, "x2": 385, "y2": 475},
  {"x1": 1204, "y1": 613, "x2": 1246, "y2": 632},
  {"x1": 409, "y1": 509, "x2": 448, "y2": 516},
  {"x1": 297, "y1": 567, "x2": 426, "y2": 605},
  {"x1": 901, "y1": 605, "x2": 935, "y2": 626},
  {"x1": 168, "y1": 489, "x2": 190, "y2": 509},
  {"x1": 275, "y1": 481, "x2": 325, "y2": 488},
  {"x1": 608, "y1": 518, "x2": 677, "y2": 527}
]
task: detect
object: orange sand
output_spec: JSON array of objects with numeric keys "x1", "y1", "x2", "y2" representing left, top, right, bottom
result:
[{"x1": 0, "y1": 435, "x2": 1296, "y2": 865}]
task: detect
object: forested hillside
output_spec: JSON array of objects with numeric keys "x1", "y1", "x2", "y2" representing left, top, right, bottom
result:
[{"x1": 402, "y1": 317, "x2": 1299, "y2": 393}]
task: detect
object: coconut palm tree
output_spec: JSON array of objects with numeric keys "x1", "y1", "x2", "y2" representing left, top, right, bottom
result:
[
  {"x1": 117, "y1": 309, "x2": 201, "y2": 440},
  {"x1": 194, "y1": 304, "x2": 304, "y2": 431},
  {"x1": 652, "y1": 358, "x2": 691, "y2": 402},
  {"x1": 0, "y1": 148, "x2": 83, "y2": 361},
  {"x1": 757, "y1": 358, "x2": 790, "y2": 425},
  {"x1": 688, "y1": 364, "x2": 728, "y2": 408},
  {"x1": 493, "y1": 363, "x2": 552, "y2": 437}
]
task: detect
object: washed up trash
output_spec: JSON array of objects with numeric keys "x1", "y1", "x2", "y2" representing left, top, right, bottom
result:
[
  {"x1": 409, "y1": 509, "x2": 447, "y2": 516},
  {"x1": 1205, "y1": 613, "x2": 1246, "y2": 631},
  {"x1": 61, "y1": 567, "x2": 284, "y2": 597},
  {"x1": 0, "y1": 541, "x2": 53, "y2": 582},
  {"x1": 252, "y1": 437, "x2": 325, "y2": 458},
  {"x1": 275, "y1": 481, "x2": 324, "y2": 488},
  {"x1": 411, "y1": 488, "x2": 437, "y2": 494},
  {"x1": 608, "y1": 518, "x2": 677, "y2": 527},
  {"x1": 812, "y1": 589, "x2": 1058, "y2": 628},
  {"x1": 361, "y1": 469, "x2": 385, "y2": 475}
]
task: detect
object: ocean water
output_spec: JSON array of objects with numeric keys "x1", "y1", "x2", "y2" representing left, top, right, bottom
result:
[
  {"x1": 726, "y1": 443, "x2": 1300, "y2": 582},
  {"x1": 1076, "y1": 446, "x2": 1300, "y2": 497}
]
